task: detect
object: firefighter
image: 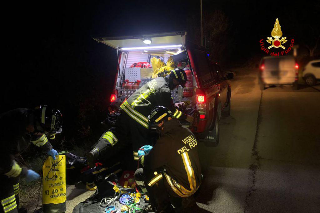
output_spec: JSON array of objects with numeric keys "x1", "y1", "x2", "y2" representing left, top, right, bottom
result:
[
  {"x1": 87, "y1": 68, "x2": 193, "y2": 167},
  {"x1": 136, "y1": 106, "x2": 202, "y2": 212},
  {"x1": 0, "y1": 106, "x2": 62, "y2": 213}
]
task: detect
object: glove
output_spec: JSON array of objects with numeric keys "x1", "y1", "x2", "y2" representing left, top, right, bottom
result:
[
  {"x1": 138, "y1": 145, "x2": 153, "y2": 157},
  {"x1": 47, "y1": 149, "x2": 59, "y2": 160},
  {"x1": 25, "y1": 170, "x2": 40, "y2": 182}
]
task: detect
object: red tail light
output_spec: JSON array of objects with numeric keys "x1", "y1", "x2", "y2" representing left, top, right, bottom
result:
[
  {"x1": 295, "y1": 63, "x2": 299, "y2": 69},
  {"x1": 200, "y1": 114, "x2": 205, "y2": 119},
  {"x1": 260, "y1": 64, "x2": 265, "y2": 71},
  {"x1": 197, "y1": 95, "x2": 205, "y2": 103},
  {"x1": 110, "y1": 94, "x2": 116, "y2": 103}
]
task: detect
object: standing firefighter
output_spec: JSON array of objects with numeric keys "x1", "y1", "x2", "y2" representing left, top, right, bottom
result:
[
  {"x1": 136, "y1": 106, "x2": 202, "y2": 212},
  {"x1": 88, "y1": 68, "x2": 192, "y2": 166},
  {"x1": 0, "y1": 106, "x2": 62, "y2": 213}
]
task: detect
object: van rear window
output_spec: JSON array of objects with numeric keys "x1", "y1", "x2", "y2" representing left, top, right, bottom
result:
[{"x1": 189, "y1": 48, "x2": 214, "y2": 87}]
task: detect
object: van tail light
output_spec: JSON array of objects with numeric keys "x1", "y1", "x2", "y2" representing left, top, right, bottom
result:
[
  {"x1": 260, "y1": 64, "x2": 265, "y2": 71},
  {"x1": 110, "y1": 94, "x2": 116, "y2": 103},
  {"x1": 197, "y1": 95, "x2": 205, "y2": 103},
  {"x1": 295, "y1": 63, "x2": 299, "y2": 81}
]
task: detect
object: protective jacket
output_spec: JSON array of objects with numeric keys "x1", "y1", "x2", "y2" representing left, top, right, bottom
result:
[
  {"x1": 0, "y1": 108, "x2": 52, "y2": 179},
  {"x1": 144, "y1": 119, "x2": 202, "y2": 198},
  {"x1": 91, "y1": 77, "x2": 186, "y2": 160}
]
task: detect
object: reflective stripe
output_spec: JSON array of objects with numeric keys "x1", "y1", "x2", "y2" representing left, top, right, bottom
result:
[
  {"x1": 180, "y1": 72, "x2": 185, "y2": 81},
  {"x1": 120, "y1": 101, "x2": 149, "y2": 129},
  {"x1": 173, "y1": 109, "x2": 182, "y2": 119},
  {"x1": 13, "y1": 183, "x2": 19, "y2": 195},
  {"x1": 3, "y1": 200, "x2": 17, "y2": 213},
  {"x1": 1, "y1": 195, "x2": 15, "y2": 206},
  {"x1": 133, "y1": 151, "x2": 139, "y2": 161},
  {"x1": 181, "y1": 152, "x2": 197, "y2": 191},
  {"x1": 131, "y1": 79, "x2": 157, "y2": 107},
  {"x1": 155, "y1": 113, "x2": 167, "y2": 122},
  {"x1": 102, "y1": 131, "x2": 118, "y2": 146},
  {"x1": 148, "y1": 174, "x2": 163, "y2": 187},
  {"x1": 172, "y1": 70, "x2": 178, "y2": 79},
  {"x1": 41, "y1": 106, "x2": 46, "y2": 124},
  {"x1": 163, "y1": 152, "x2": 198, "y2": 197},
  {"x1": 31, "y1": 134, "x2": 48, "y2": 147},
  {"x1": 5, "y1": 161, "x2": 22, "y2": 178},
  {"x1": 123, "y1": 101, "x2": 148, "y2": 122}
]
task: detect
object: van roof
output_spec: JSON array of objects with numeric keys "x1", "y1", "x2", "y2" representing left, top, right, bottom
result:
[{"x1": 94, "y1": 31, "x2": 186, "y2": 51}]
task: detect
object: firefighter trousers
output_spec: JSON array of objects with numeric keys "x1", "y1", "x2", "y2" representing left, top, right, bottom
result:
[{"x1": 0, "y1": 175, "x2": 20, "y2": 213}]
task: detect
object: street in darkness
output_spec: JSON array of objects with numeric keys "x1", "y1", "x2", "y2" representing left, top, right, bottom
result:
[{"x1": 196, "y1": 68, "x2": 320, "y2": 212}]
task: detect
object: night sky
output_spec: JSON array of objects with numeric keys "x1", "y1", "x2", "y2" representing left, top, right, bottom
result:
[{"x1": 2, "y1": 0, "x2": 319, "y2": 138}]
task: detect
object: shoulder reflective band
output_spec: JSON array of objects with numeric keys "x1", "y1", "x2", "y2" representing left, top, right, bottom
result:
[
  {"x1": 180, "y1": 72, "x2": 185, "y2": 81},
  {"x1": 120, "y1": 101, "x2": 149, "y2": 129},
  {"x1": 148, "y1": 173, "x2": 163, "y2": 187},
  {"x1": 41, "y1": 106, "x2": 47, "y2": 124},
  {"x1": 13, "y1": 183, "x2": 19, "y2": 195},
  {"x1": 173, "y1": 109, "x2": 182, "y2": 119},
  {"x1": 1, "y1": 195, "x2": 17, "y2": 213},
  {"x1": 155, "y1": 113, "x2": 167, "y2": 122},
  {"x1": 5, "y1": 161, "x2": 22, "y2": 178},
  {"x1": 102, "y1": 131, "x2": 118, "y2": 146},
  {"x1": 31, "y1": 134, "x2": 48, "y2": 147},
  {"x1": 163, "y1": 152, "x2": 198, "y2": 197},
  {"x1": 172, "y1": 70, "x2": 178, "y2": 79}
]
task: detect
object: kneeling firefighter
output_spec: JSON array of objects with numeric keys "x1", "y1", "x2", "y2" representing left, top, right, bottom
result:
[
  {"x1": 0, "y1": 106, "x2": 62, "y2": 213},
  {"x1": 135, "y1": 106, "x2": 202, "y2": 212},
  {"x1": 87, "y1": 68, "x2": 194, "y2": 168}
]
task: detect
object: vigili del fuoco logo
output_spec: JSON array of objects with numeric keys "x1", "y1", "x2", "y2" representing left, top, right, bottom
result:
[{"x1": 260, "y1": 18, "x2": 294, "y2": 56}]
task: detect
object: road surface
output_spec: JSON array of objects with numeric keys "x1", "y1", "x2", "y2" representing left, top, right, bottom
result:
[{"x1": 65, "y1": 68, "x2": 320, "y2": 213}]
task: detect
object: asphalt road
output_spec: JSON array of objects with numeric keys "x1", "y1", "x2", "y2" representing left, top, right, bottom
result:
[
  {"x1": 196, "y1": 68, "x2": 320, "y2": 213},
  {"x1": 65, "y1": 68, "x2": 320, "y2": 213}
]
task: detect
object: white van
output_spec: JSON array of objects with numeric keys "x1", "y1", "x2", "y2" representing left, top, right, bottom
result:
[{"x1": 258, "y1": 56, "x2": 299, "y2": 90}]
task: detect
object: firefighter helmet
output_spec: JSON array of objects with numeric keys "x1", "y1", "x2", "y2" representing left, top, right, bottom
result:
[
  {"x1": 35, "y1": 105, "x2": 62, "y2": 135},
  {"x1": 169, "y1": 68, "x2": 187, "y2": 87},
  {"x1": 148, "y1": 106, "x2": 173, "y2": 130}
]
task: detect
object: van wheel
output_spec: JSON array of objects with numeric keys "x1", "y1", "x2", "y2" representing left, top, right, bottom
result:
[
  {"x1": 222, "y1": 97, "x2": 231, "y2": 117},
  {"x1": 305, "y1": 75, "x2": 316, "y2": 86},
  {"x1": 201, "y1": 107, "x2": 220, "y2": 147}
]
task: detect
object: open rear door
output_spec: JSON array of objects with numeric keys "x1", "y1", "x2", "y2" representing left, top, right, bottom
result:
[{"x1": 94, "y1": 31, "x2": 186, "y2": 51}]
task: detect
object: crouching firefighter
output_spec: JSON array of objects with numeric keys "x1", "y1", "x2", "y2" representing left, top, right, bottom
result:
[
  {"x1": 87, "y1": 69, "x2": 194, "y2": 167},
  {"x1": 0, "y1": 106, "x2": 62, "y2": 213},
  {"x1": 135, "y1": 106, "x2": 202, "y2": 213}
]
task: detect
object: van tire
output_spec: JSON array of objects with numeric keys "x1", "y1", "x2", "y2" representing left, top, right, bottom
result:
[
  {"x1": 202, "y1": 107, "x2": 220, "y2": 147},
  {"x1": 305, "y1": 75, "x2": 316, "y2": 86},
  {"x1": 222, "y1": 96, "x2": 231, "y2": 117}
]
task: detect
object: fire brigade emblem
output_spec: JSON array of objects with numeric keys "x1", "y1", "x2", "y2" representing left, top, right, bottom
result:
[{"x1": 266, "y1": 18, "x2": 287, "y2": 49}]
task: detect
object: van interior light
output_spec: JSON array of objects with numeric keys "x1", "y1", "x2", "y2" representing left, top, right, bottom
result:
[
  {"x1": 120, "y1": 44, "x2": 183, "y2": 51},
  {"x1": 143, "y1": 39, "x2": 152, "y2": 44}
]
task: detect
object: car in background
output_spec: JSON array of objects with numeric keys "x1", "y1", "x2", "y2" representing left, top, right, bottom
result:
[
  {"x1": 302, "y1": 59, "x2": 320, "y2": 86},
  {"x1": 258, "y1": 56, "x2": 299, "y2": 90}
]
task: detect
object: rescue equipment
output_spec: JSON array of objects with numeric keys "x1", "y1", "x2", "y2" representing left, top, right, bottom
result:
[{"x1": 42, "y1": 155, "x2": 66, "y2": 213}]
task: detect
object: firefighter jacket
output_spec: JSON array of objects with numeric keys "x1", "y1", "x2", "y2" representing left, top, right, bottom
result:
[
  {"x1": 90, "y1": 77, "x2": 187, "y2": 159},
  {"x1": 0, "y1": 108, "x2": 52, "y2": 179},
  {"x1": 120, "y1": 77, "x2": 186, "y2": 129},
  {"x1": 144, "y1": 119, "x2": 202, "y2": 198}
]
